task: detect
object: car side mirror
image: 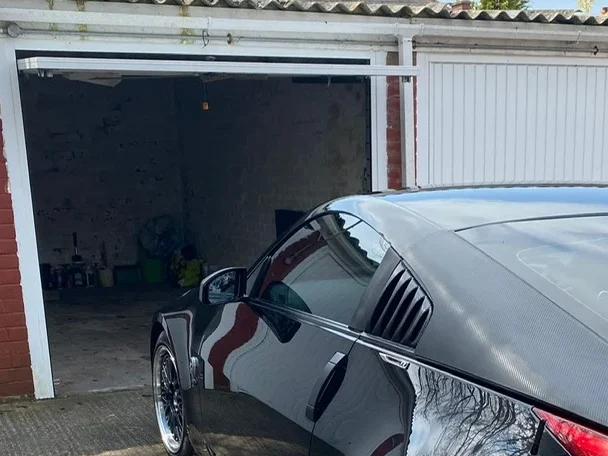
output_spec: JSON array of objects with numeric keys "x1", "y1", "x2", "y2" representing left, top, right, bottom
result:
[{"x1": 199, "y1": 267, "x2": 247, "y2": 306}]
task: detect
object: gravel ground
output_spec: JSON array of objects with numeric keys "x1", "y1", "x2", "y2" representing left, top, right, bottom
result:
[{"x1": 0, "y1": 388, "x2": 167, "y2": 456}]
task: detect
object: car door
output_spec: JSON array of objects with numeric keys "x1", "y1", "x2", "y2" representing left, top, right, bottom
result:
[
  {"x1": 194, "y1": 212, "x2": 389, "y2": 456},
  {"x1": 312, "y1": 340, "x2": 541, "y2": 456},
  {"x1": 310, "y1": 251, "x2": 540, "y2": 456}
]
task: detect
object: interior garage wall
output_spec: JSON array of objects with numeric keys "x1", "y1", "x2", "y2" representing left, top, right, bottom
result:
[
  {"x1": 176, "y1": 77, "x2": 368, "y2": 268},
  {"x1": 20, "y1": 77, "x2": 183, "y2": 267}
]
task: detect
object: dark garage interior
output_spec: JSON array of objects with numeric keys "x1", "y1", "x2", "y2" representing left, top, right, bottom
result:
[{"x1": 19, "y1": 68, "x2": 370, "y2": 395}]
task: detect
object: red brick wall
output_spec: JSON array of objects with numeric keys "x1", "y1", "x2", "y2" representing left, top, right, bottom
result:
[
  {"x1": 386, "y1": 53, "x2": 402, "y2": 190},
  {"x1": 0, "y1": 114, "x2": 34, "y2": 397},
  {"x1": 386, "y1": 51, "x2": 419, "y2": 189},
  {"x1": 412, "y1": 52, "x2": 418, "y2": 186},
  {"x1": 386, "y1": 75, "x2": 402, "y2": 190}
]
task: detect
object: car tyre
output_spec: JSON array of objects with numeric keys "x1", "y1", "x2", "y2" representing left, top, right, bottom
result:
[{"x1": 153, "y1": 331, "x2": 194, "y2": 456}]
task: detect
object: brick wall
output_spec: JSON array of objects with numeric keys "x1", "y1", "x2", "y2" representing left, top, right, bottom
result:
[
  {"x1": 176, "y1": 77, "x2": 368, "y2": 268},
  {"x1": 19, "y1": 74, "x2": 389, "y2": 270},
  {"x1": 0, "y1": 114, "x2": 34, "y2": 397},
  {"x1": 18, "y1": 74, "x2": 370, "y2": 270},
  {"x1": 386, "y1": 52, "x2": 402, "y2": 190},
  {"x1": 413, "y1": 51, "x2": 417, "y2": 186},
  {"x1": 20, "y1": 77, "x2": 183, "y2": 267}
]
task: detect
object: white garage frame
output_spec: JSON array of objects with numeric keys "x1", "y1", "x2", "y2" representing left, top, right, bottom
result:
[{"x1": 0, "y1": 0, "x2": 420, "y2": 397}]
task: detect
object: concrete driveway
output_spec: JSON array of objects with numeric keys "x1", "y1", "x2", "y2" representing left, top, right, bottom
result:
[{"x1": 0, "y1": 388, "x2": 167, "y2": 456}]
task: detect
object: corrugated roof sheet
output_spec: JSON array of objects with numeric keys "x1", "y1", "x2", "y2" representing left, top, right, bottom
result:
[
  {"x1": 93, "y1": 0, "x2": 608, "y2": 25},
  {"x1": 449, "y1": 9, "x2": 608, "y2": 25}
]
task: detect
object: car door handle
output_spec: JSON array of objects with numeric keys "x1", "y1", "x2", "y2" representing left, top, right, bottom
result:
[
  {"x1": 305, "y1": 352, "x2": 348, "y2": 423},
  {"x1": 379, "y1": 352, "x2": 410, "y2": 370}
]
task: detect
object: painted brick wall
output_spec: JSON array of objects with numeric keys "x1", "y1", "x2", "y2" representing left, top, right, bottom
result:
[
  {"x1": 0, "y1": 113, "x2": 34, "y2": 397},
  {"x1": 20, "y1": 77, "x2": 183, "y2": 267},
  {"x1": 19, "y1": 75, "x2": 370, "y2": 270},
  {"x1": 176, "y1": 77, "x2": 368, "y2": 268}
]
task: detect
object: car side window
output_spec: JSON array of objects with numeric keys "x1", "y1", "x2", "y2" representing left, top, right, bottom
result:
[{"x1": 256, "y1": 213, "x2": 390, "y2": 325}]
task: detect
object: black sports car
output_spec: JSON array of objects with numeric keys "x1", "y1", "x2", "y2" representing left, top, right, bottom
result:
[{"x1": 151, "y1": 185, "x2": 608, "y2": 456}]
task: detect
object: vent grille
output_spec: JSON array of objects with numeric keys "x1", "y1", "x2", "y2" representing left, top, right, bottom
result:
[{"x1": 367, "y1": 263, "x2": 432, "y2": 348}]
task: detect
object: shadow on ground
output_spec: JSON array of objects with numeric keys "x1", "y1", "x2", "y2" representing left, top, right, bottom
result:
[{"x1": 0, "y1": 388, "x2": 167, "y2": 456}]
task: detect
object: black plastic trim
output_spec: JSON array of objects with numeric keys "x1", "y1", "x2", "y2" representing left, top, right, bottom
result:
[
  {"x1": 353, "y1": 253, "x2": 432, "y2": 348},
  {"x1": 349, "y1": 247, "x2": 401, "y2": 332},
  {"x1": 247, "y1": 298, "x2": 361, "y2": 341}
]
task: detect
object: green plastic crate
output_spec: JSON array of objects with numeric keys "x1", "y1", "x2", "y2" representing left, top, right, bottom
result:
[
  {"x1": 142, "y1": 258, "x2": 164, "y2": 284},
  {"x1": 113, "y1": 265, "x2": 141, "y2": 286}
]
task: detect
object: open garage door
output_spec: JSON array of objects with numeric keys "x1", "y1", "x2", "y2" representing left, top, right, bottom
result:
[
  {"x1": 18, "y1": 56, "x2": 418, "y2": 78},
  {"x1": 17, "y1": 54, "x2": 416, "y2": 398}
]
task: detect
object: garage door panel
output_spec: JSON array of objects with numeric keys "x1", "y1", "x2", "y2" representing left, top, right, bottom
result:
[
  {"x1": 494, "y1": 65, "x2": 508, "y2": 182},
  {"x1": 418, "y1": 56, "x2": 608, "y2": 186},
  {"x1": 592, "y1": 68, "x2": 608, "y2": 181}
]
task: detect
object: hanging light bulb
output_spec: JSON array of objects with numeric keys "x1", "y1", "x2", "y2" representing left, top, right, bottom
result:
[{"x1": 201, "y1": 81, "x2": 210, "y2": 111}]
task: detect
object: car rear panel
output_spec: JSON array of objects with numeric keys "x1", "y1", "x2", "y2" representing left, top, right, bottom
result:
[
  {"x1": 403, "y1": 229, "x2": 608, "y2": 430},
  {"x1": 460, "y1": 216, "x2": 608, "y2": 345},
  {"x1": 311, "y1": 337, "x2": 543, "y2": 456}
]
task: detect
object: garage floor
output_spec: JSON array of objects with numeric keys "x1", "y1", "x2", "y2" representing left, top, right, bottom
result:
[
  {"x1": 45, "y1": 287, "x2": 185, "y2": 395},
  {"x1": 0, "y1": 388, "x2": 166, "y2": 456}
]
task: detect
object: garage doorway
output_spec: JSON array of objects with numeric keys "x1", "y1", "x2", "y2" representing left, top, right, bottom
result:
[{"x1": 17, "y1": 55, "x2": 373, "y2": 395}]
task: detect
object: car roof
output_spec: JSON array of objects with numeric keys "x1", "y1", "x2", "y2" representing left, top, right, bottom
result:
[
  {"x1": 321, "y1": 184, "x2": 608, "y2": 254},
  {"x1": 379, "y1": 184, "x2": 608, "y2": 231}
]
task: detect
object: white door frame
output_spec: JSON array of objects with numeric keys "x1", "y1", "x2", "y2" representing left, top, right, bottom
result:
[
  {"x1": 0, "y1": 37, "x2": 54, "y2": 399},
  {"x1": 1, "y1": 21, "x2": 408, "y2": 396}
]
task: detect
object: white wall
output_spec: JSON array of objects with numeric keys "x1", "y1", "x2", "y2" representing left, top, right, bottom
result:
[{"x1": 416, "y1": 53, "x2": 608, "y2": 187}]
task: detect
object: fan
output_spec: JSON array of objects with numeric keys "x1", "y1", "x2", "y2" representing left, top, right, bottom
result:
[{"x1": 138, "y1": 215, "x2": 181, "y2": 259}]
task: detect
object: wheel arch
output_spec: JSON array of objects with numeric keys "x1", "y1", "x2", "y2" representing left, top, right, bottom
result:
[
  {"x1": 150, "y1": 321, "x2": 165, "y2": 363},
  {"x1": 153, "y1": 310, "x2": 195, "y2": 391}
]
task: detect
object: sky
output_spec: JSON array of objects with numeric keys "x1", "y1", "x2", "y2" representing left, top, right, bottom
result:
[{"x1": 529, "y1": 0, "x2": 602, "y2": 14}]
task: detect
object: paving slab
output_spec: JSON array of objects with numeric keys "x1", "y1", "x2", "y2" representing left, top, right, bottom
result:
[{"x1": 0, "y1": 388, "x2": 167, "y2": 456}]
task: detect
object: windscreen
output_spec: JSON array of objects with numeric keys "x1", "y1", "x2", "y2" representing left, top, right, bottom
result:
[{"x1": 460, "y1": 216, "x2": 608, "y2": 335}]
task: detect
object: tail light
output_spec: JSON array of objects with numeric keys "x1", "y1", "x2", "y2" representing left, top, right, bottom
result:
[{"x1": 534, "y1": 408, "x2": 608, "y2": 456}]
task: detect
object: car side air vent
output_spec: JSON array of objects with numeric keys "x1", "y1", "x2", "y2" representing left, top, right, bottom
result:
[{"x1": 367, "y1": 263, "x2": 432, "y2": 348}]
